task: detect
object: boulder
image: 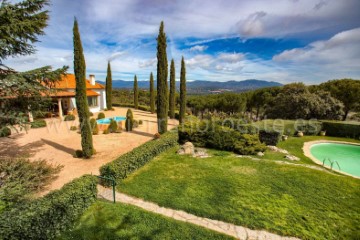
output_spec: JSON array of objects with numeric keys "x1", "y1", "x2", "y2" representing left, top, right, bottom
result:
[
  {"x1": 257, "y1": 152, "x2": 265, "y2": 156},
  {"x1": 285, "y1": 155, "x2": 300, "y2": 161},
  {"x1": 178, "y1": 142, "x2": 195, "y2": 155}
]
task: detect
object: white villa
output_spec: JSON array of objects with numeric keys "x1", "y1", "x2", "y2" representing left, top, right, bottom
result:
[{"x1": 50, "y1": 74, "x2": 107, "y2": 117}]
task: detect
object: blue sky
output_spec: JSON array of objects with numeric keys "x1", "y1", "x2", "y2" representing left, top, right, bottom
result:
[{"x1": 5, "y1": 0, "x2": 360, "y2": 84}]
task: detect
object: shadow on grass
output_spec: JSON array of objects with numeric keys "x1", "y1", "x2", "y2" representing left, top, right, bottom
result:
[{"x1": 41, "y1": 138, "x2": 75, "y2": 156}]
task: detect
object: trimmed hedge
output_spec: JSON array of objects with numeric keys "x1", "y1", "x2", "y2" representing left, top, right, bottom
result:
[
  {"x1": 0, "y1": 175, "x2": 97, "y2": 240},
  {"x1": 30, "y1": 119, "x2": 47, "y2": 128},
  {"x1": 100, "y1": 130, "x2": 178, "y2": 182},
  {"x1": 97, "y1": 112, "x2": 105, "y2": 120},
  {"x1": 254, "y1": 120, "x2": 322, "y2": 136},
  {"x1": 259, "y1": 130, "x2": 281, "y2": 146},
  {"x1": 322, "y1": 121, "x2": 360, "y2": 139},
  {"x1": 64, "y1": 115, "x2": 75, "y2": 121}
]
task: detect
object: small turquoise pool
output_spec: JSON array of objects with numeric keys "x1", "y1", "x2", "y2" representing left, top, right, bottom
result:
[
  {"x1": 310, "y1": 143, "x2": 360, "y2": 177},
  {"x1": 96, "y1": 116, "x2": 126, "y2": 124}
]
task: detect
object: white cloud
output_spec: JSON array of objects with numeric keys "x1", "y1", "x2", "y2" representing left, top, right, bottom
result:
[
  {"x1": 138, "y1": 58, "x2": 157, "y2": 68},
  {"x1": 217, "y1": 53, "x2": 244, "y2": 63},
  {"x1": 273, "y1": 27, "x2": 360, "y2": 66},
  {"x1": 189, "y1": 45, "x2": 208, "y2": 52},
  {"x1": 240, "y1": 11, "x2": 267, "y2": 37}
]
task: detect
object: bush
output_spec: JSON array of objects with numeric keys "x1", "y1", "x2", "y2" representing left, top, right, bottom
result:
[
  {"x1": 64, "y1": 114, "x2": 75, "y2": 121},
  {"x1": 0, "y1": 175, "x2": 97, "y2": 240},
  {"x1": 108, "y1": 119, "x2": 118, "y2": 133},
  {"x1": 234, "y1": 134, "x2": 266, "y2": 155},
  {"x1": 321, "y1": 121, "x2": 360, "y2": 139},
  {"x1": 100, "y1": 130, "x2": 178, "y2": 183},
  {"x1": 259, "y1": 130, "x2": 281, "y2": 146},
  {"x1": 97, "y1": 112, "x2": 105, "y2": 120},
  {"x1": 254, "y1": 120, "x2": 322, "y2": 136},
  {"x1": 103, "y1": 128, "x2": 110, "y2": 134},
  {"x1": 139, "y1": 120, "x2": 143, "y2": 125},
  {"x1": 133, "y1": 119, "x2": 139, "y2": 128},
  {"x1": 125, "y1": 109, "x2": 134, "y2": 131},
  {"x1": 70, "y1": 126, "x2": 77, "y2": 131},
  {"x1": 0, "y1": 127, "x2": 11, "y2": 137},
  {"x1": 89, "y1": 112, "x2": 94, "y2": 117},
  {"x1": 30, "y1": 119, "x2": 47, "y2": 128},
  {"x1": 178, "y1": 120, "x2": 265, "y2": 155},
  {"x1": 90, "y1": 118, "x2": 99, "y2": 135},
  {"x1": 74, "y1": 150, "x2": 83, "y2": 158}
]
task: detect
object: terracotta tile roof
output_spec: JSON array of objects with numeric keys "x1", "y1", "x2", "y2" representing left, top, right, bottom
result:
[
  {"x1": 48, "y1": 90, "x2": 99, "y2": 97},
  {"x1": 53, "y1": 74, "x2": 105, "y2": 89},
  {"x1": 86, "y1": 90, "x2": 100, "y2": 96}
]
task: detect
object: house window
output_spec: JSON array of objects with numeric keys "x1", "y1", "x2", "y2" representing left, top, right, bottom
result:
[{"x1": 87, "y1": 96, "x2": 98, "y2": 107}]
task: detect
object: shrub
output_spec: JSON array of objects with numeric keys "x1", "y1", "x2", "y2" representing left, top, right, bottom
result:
[
  {"x1": 0, "y1": 175, "x2": 97, "y2": 240},
  {"x1": 234, "y1": 134, "x2": 266, "y2": 155},
  {"x1": 97, "y1": 112, "x2": 105, "y2": 120},
  {"x1": 100, "y1": 130, "x2": 178, "y2": 183},
  {"x1": 154, "y1": 132, "x2": 161, "y2": 139},
  {"x1": 321, "y1": 121, "x2": 360, "y2": 139},
  {"x1": 0, "y1": 158, "x2": 61, "y2": 208},
  {"x1": 89, "y1": 112, "x2": 94, "y2": 117},
  {"x1": 108, "y1": 119, "x2": 118, "y2": 133},
  {"x1": 90, "y1": 118, "x2": 99, "y2": 135},
  {"x1": 178, "y1": 120, "x2": 264, "y2": 155},
  {"x1": 125, "y1": 109, "x2": 134, "y2": 131},
  {"x1": 133, "y1": 119, "x2": 139, "y2": 128},
  {"x1": 259, "y1": 130, "x2": 281, "y2": 146},
  {"x1": 64, "y1": 114, "x2": 75, "y2": 121},
  {"x1": 70, "y1": 126, "x2": 77, "y2": 131},
  {"x1": 0, "y1": 127, "x2": 11, "y2": 137},
  {"x1": 30, "y1": 119, "x2": 47, "y2": 128},
  {"x1": 139, "y1": 120, "x2": 143, "y2": 125},
  {"x1": 103, "y1": 128, "x2": 110, "y2": 134},
  {"x1": 74, "y1": 150, "x2": 83, "y2": 158}
]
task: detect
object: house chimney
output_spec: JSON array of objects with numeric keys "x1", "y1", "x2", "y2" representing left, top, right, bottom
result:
[{"x1": 89, "y1": 74, "x2": 95, "y2": 85}]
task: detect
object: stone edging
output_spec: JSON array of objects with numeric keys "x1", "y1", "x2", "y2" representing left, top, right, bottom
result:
[{"x1": 303, "y1": 140, "x2": 360, "y2": 179}]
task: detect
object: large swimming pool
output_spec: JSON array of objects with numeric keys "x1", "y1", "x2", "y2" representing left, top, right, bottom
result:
[
  {"x1": 96, "y1": 116, "x2": 126, "y2": 124},
  {"x1": 310, "y1": 143, "x2": 360, "y2": 178}
]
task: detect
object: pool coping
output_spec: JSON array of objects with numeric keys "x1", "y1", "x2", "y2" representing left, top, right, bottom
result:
[{"x1": 303, "y1": 140, "x2": 360, "y2": 180}]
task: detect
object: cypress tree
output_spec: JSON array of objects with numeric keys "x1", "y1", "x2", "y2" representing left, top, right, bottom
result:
[
  {"x1": 73, "y1": 18, "x2": 93, "y2": 158},
  {"x1": 105, "y1": 61, "x2": 112, "y2": 110},
  {"x1": 150, "y1": 72, "x2": 155, "y2": 114},
  {"x1": 125, "y1": 108, "x2": 134, "y2": 131},
  {"x1": 169, "y1": 59, "x2": 176, "y2": 119},
  {"x1": 179, "y1": 56, "x2": 187, "y2": 124},
  {"x1": 156, "y1": 21, "x2": 168, "y2": 134},
  {"x1": 134, "y1": 75, "x2": 138, "y2": 109}
]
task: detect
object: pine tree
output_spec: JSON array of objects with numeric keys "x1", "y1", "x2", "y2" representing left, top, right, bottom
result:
[
  {"x1": 105, "y1": 61, "x2": 112, "y2": 110},
  {"x1": 0, "y1": 0, "x2": 67, "y2": 128},
  {"x1": 150, "y1": 72, "x2": 155, "y2": 114},
  {"x1": 169, "y1": 59, "x2": 176, "y2": 119},
  {"x1": 73, "y1": 18, "x2": 93, "y2": 158},
  {"x1": 179, "y1": 56, "x2": 187, "y2": 124},
  {"x1": 156, "y1": 21, "x2": 168, "y2": 134},
  {"x1": 134, "y1": 75, "x2": 138, "y2": 109}
]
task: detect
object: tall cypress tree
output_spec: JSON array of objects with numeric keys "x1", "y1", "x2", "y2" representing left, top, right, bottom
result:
[
  {"x1": 134, "y1": 75, "x2": 138, "y2": 109},
  {"x1": 150, "y1": 72, "x2": 155, "y2": 114},
  {"x1": 169, "y1": 59, "x2": 176, "y2": 119},
  {"x1": 105, "y1": 61, "x2": 112, "y2": 110},
  {"x1": 73, "y1": 18, "x2": 93, "y2": 158},
  {"x1": 179, "y1": 56, "x2": 187, "y2": 124},
  {"x1": 156, "y1": 21, "x2": 168, "y2": 134}
]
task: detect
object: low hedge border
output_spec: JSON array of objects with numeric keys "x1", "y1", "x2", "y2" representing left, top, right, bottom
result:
[
  {"x1": 0, "y1": 175, "x2": 97, "y2": 240},
  {"x1": 322, "y1": 121, "x2": 360, "y2": 139},
  {"x1": 100, "y1": 130, "x2": 178, "y2": 183},
  {"x1": 30, "y1": 119, "x2": 47, "y2": 129}
]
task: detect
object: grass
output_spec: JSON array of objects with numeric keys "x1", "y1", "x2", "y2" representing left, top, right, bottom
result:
[
  {"x1": 59, "y1": 200, "x2": 234, "y2": 240},
  {"x1": 118, "y1": 136, "x2": 360, "y2": 240}
]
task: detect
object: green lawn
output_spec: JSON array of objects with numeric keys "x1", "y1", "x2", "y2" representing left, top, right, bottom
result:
[
  {"x1": 118, "y1": 136, "x2": 360, "y2": 240},
  {"x1": 60, "y1": 201, "x2": 233, "y2": 240}
]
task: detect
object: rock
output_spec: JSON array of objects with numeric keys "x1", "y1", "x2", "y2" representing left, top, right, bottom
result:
[
  {"x1": 285, "y1": 155, "x2": 300, "y2": 161},
  {"x1": 266, "y1": 145, "x2": 289, "y2": 154},
  {"x1": 177, "y1": 142, "x2": 195, "y2": 155},
  {"x1": 193, "y1": 148, "x2": 210, "y2": 158},
  {"x1": 257, "y1": 152, "x2": 264, "y2": 157}
]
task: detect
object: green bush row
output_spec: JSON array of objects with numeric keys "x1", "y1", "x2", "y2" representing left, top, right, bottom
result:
[
  {"x1": 100, "y1": 130, "x2": 178, "y2": 183},
  {"x1": 322, "y1": 121, "x2": 360, "y2": 139},
  {"x1": 64, "y1": 114, "x2": 75, "y2": 121},
  {"x1": 254, "y1": 120, "x2": 322, "y2": 136},
  {"x1": 0, "y1": 127, "x2": 11, "y2": 137},
  {"x1": 112, "y1": 103, "x2": 152, "y2": 112},
  {"x1": 0, "y1": 175, "x2": 97, "y2": 240},
  {"x1": 30, "y1": 119, "x2": 47, "y2": 128},
  {"x1": 178, "y1": 120, "x2": 266, "y2": 155}
]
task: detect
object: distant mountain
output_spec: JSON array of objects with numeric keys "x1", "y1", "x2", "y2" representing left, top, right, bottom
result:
[{"x1": 97, "y1": 79, "x2": 282, "y2": 93}]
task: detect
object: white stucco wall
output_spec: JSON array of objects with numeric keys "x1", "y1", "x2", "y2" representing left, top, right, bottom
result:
[{"x1": 94, "y1": 89, "x2": 107, "y2": 110}]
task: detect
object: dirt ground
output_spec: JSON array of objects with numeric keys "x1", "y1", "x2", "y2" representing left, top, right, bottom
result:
[{"x1": 0, "y1": 107, "x2": 178, "y2": 195}]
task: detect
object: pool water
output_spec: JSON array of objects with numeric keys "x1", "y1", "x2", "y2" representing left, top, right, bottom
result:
[
  {"x1": 96, "y1": 116, "x2": 126, "y2": 124},
  {"x1": 310, "y1": 143, "x2": 360, "y2": 177}
]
